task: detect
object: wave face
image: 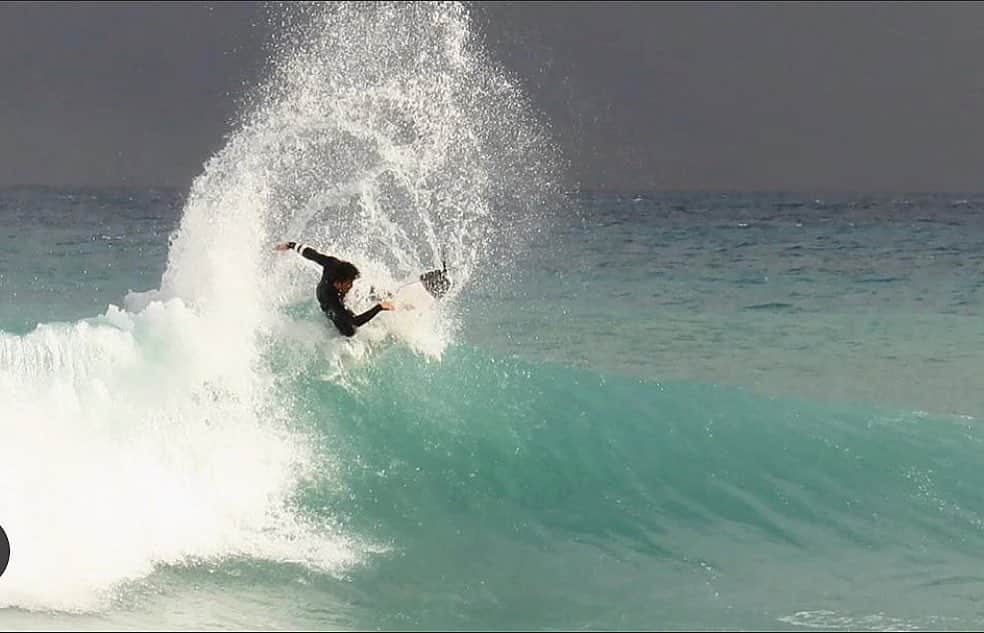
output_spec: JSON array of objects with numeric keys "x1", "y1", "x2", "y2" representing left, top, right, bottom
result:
[
  {"x1": 0, "y1": 1, "x2": 559, "y2": 614},
  {"x1": 7, "y1": 321, "x2": 984, "y2": 628},
  {"x1": 285, "y1": 346, "x2": 984, "y2": 631}
]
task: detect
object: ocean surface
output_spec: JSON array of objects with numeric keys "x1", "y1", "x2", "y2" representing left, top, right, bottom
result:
[{"x1": 4, "y1": 3, "x2": 984, "y2": 632}]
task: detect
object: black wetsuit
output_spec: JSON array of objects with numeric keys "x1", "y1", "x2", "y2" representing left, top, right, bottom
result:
[{"x1": 286, "y1": 241, "x2": 383, "y2": 337}]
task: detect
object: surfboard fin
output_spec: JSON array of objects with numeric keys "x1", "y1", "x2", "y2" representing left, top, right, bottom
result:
[{"x1": 420, "y1": 258, "x2": 451, "y2": 299}]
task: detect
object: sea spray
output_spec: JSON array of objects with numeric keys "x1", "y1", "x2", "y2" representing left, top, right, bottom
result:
[{"x1": 0, "y1": 1, "x2": 561, "y2": 613}]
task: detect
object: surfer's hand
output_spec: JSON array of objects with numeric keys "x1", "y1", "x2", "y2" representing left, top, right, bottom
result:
[
  {"x1": 273, "y1": 242, "x2": 291, "y2": 252},
  {"x1": 379, "y1": 301, "x2": 396, "y2": 311}
]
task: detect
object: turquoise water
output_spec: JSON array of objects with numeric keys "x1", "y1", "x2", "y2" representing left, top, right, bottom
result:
[
  {"x1": 473, "y1": 191, "x2": 984, "y2": 418},
  {"x1": 4, "y1": 187, "x2": 984, "y2": 631},
  {"x1": 4, "y1": 2, "x2": 984, "y2": 630}
]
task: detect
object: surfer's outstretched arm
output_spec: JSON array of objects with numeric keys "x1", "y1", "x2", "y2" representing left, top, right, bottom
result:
[
  {"x1": 352, "y1": 304, "x2": 385, "y2": 327},
  {"x1": 274, "y1": 241, "x2": 338, "y2": 268},
  {"x1": 321, "y1": 294, "x2": 389, "y2": 337}
]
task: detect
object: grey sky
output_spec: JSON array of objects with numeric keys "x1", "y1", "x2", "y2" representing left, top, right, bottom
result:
[{"x1": 2, "y1": 1, "x2": 983, "y2": 192}]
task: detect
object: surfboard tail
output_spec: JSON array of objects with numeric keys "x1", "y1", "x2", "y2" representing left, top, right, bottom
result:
[{"x1": 420, "y1": 267, "x2": 451, "y2": 298}]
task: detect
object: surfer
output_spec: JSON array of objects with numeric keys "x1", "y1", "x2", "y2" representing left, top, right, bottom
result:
[
  {"x1": 274, "y1": 240, "x2": 453, "y2": 337},
  {"x1": 274, "y1": 241, "x2": 394, "y2": 337}
]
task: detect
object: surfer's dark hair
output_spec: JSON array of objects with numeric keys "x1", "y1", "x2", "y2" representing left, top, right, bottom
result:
[{"x1": 334, "y1": 261, "x2": 360, "y2": 282}]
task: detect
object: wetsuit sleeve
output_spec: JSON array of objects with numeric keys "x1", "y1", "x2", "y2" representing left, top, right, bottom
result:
[
  {"x1": 328, "y1": 305, "x2": 383, "y2": 337},
  {"x1": 285, "y1": 241, "x2": 339, "y2": 269},
  {"x1": 320, "y1": 288, "x2": 384, "y2": 337},
  {"x1": 351, "y1": 304, "x2": 384, "y2": 327}
]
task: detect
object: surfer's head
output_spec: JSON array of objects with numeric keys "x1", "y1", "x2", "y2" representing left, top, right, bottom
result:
[{"x1": 332, "y1": 261, "x2": 360, "y2": 294}]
